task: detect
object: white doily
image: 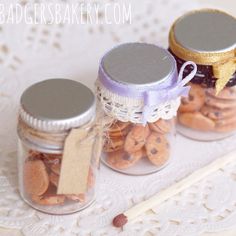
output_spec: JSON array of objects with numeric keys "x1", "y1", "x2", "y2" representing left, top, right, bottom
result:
[
  {"x1": 1, "y1": 0, "x2": 236, "y2": 236},
  {"x1": 96, "y1": 81, "x2": 181, "y2": 123}
]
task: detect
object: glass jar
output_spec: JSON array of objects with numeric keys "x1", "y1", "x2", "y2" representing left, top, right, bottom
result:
[
  {"x1": 17, "y1": 79, "x2": 101, "y2": 214},
  {"x1": 96, "y1": 43, "x2": 196, "y2": 175},
  {"x1": 169, "y1": 9, "x2": 236, "y2": 141}
]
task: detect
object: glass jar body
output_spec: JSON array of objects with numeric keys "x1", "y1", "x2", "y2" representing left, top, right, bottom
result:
[
  {"x1": 101, "y1": 118, "x2": 176, "y2": 175},
  {"x1": 178, "y1": 82, "x2": 236, "y2": 141},
  {"x1": 17, "y1": 128, "x2": 99, "y2": 215},
  {"x1": 171, "y1": 52, "x2": 236, "y2": 141}
]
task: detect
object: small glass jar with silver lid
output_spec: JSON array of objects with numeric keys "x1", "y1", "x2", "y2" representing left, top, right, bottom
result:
[
  {"x1": 17, "y1": 79, "x2": 101, "y2": 214},
  {"x1": 169, "y1": 9, "x2": 236, "y2": 141},
  {"x1": 96, "y1": 43, "x2": 196, "y2": 175}
]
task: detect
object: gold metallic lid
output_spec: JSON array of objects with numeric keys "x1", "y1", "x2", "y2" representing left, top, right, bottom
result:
[{"x1": 169, "y1": 9, "x2": 236, "y2": 93}]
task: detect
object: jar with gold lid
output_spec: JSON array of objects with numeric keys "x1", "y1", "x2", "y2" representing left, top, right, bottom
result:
[
  {"x1": 17, "y1": 79, "x2": 101, "y2": 214},
  {"x1": 96, "y1": 43, "x2": 196, "y2": 175},
  {"x1": 169, "y1": 9, "x2": 236, "y2": 141}
]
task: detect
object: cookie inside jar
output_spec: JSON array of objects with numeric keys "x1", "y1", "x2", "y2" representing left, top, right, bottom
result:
[
  {"x1": 177, "y1": 82, "x2": 236, "y2": 140},
  {"x1": 169, "y1": 9, "x2": 236, "y2": 141},
  {"x1": 102, "y1": 119, "x2": 175, "y2": 175},
  {"x1": 22, "y1": 149, "x2": 95, "y2": 213},
  {"x1": 96, "y1": 43, "x2": 196, "y2": 175}
]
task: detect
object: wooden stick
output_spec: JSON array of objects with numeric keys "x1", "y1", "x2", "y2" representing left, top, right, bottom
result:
[{"x1": 113, "y1": 150, "x2": 236, "y2": 227}]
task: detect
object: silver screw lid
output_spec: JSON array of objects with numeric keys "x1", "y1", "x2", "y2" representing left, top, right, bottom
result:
[
  {"x1": 19, "y1": 79, "x2": 96, "y2": 132},
  {"x1": 101, "y1": 43, "x2": 177, "y2": 89},
  {"x1": 174, "y1": 10, "x2": 236, "y2": 53}
]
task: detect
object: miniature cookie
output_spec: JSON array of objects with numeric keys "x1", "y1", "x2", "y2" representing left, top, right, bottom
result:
[
  {"x1": 149, "y1": 119, "x2": 172, "y2": 134},
  {"x1": 108, "y1": 121, "x2": 131, "y2": 135},
  {"x1": 201, "y1": 105, "x2": 236, "y2": 120},
  {"x1": 205, "y1": 95, "x2": 236, "y2": 110},
  {"x1": 206, "y1": 87, "x2": 236, "y2": 100},
  {"x1": 42, "y1": 153, "x2": 61, "y2": 166},
  {"x1": 103, "y1": 137, "x2": 124, "y2": 153},
  {"x1": 178, "y1": 112, "x2": 215, "y2": 131},
  {"x1": 28, "y1": 150, "x2": 44, "y2": 160},
  {"x1": 24, "y1": 159, "x2": 49, "y2": 196},
  {"x1": 109, "y1": 125, "x2": 132, "y2": 138},
  {"x1": 66, "y1": 194, "x2": 85, "y2": 202},
  {"x1": 50, "y1": 163, "x2": 61, "y2": 175},
  {"x1": 124, "y1": 125, "x2": 150, "y2": 153},
  {"x1": 179, "y1": 84, "x2": 206, "y2": 112},
  {"x1": 145, "y1": 132, "x2": 170, "y2": 167},
  {"x1": 109, "y1": 121, "x2": 131, "y2": 132},
  {"x1": 49, "y1": 172, "x2": 59, "y2": 187},
  {"x1": 215, "y1": 122, "x2": 236, "y2": 133},
  {"x1": 216, "y1": 116, "x2": 236, "y2": 127},
  {"x1": 107, "y1": 148, "x2": 146, "y2": 169},
  {"x1": 31, "y1": 194, "x2": 65, "y2": 206}
]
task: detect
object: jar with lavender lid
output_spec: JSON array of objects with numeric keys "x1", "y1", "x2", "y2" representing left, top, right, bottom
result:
[
  {"x1": 169, "y1": 9, "x2": 236, "y2": 141},
  {"x1": 96, "y1": 43, "x2": 196, "y2": 175},
  {"x1": 17, "y1": 79, "x2": 102, "y2": 214}
]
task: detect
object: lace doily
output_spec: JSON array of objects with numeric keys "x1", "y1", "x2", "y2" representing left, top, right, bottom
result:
[
  {"x1": 1, "y1": 0, "x2": 236, "y2": 235},
  {"x1": 96, "y1": 81, "x2": 181, "y2": 123}
]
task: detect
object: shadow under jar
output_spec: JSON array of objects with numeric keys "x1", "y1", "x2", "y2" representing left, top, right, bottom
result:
[
  {"x1": 17, "y1": 79, "x2": 100, "y2": 214},
  {"x1": 96, "y1": 43, "x2": 196, "y2": 175},
  {"x1": 169, "y1": 9, "x2": 236, "y2": 141}
]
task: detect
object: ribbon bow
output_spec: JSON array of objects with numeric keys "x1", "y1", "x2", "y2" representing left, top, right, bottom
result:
[
  {"x1": 213, "y1": 57, "x2": 236, "y2": 95},
  {"x1": 142, "y1": 61, "x2": 197, "y2": 124}
]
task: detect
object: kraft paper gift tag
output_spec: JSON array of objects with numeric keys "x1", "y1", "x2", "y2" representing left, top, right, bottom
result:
[{"x1": 57, "y1": 128, "x2": 95, "y2": 195}]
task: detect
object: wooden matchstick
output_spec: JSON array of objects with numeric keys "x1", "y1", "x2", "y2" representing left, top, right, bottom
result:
[{"x1": 113, "y1": 150, "x2": 236, "y2": 227}]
